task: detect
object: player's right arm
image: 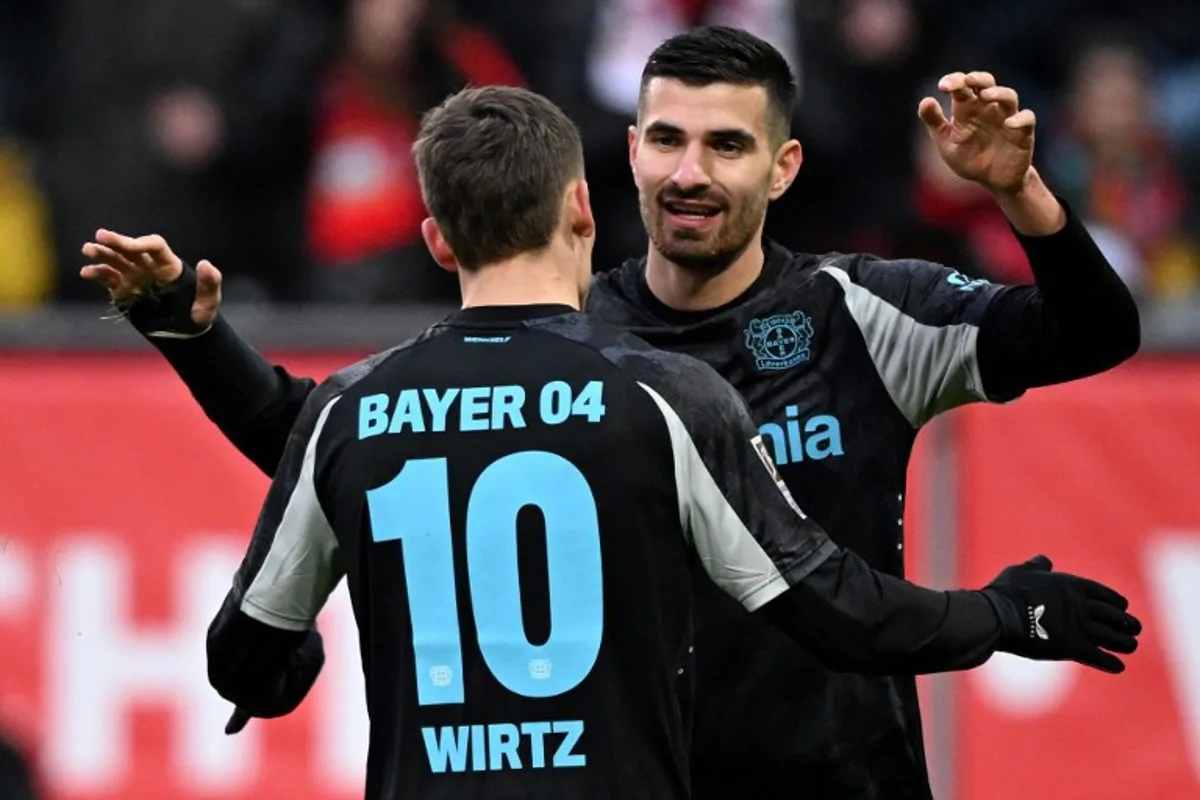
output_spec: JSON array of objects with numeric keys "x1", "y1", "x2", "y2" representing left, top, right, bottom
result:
[
  {"x1": 206, "y1": 378, "x2": 345, "y2": 725},
  {"x1": 81, "y1": 231, "x2": 316, "y2": 476},
  {"x1": 635, "y1": 354, "x2": 1142, "y2": 675}
]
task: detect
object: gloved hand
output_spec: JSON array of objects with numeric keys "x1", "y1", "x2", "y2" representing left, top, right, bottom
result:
[
  {"x1": 80, "y1": 229, "x2": 222, "y2": 334},
  {"x1": 224, "y1": 627, "x2": 325, "y2": 734},
  {"x1": 981, "y1": 555, "x2": 1141, "y2": 674}
]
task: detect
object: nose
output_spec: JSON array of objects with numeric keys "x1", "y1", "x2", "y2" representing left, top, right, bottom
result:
[{"x1": 671, "y1": 142, "x2": 712, "y2": 191}]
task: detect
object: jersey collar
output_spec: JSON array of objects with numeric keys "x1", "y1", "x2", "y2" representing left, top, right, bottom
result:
[
  {"x1": 446, "y1": 304, "x2": 579, "y2": 327},
  {"x1": 632, "y1": 240, "x2": 788, "y2": 326}
]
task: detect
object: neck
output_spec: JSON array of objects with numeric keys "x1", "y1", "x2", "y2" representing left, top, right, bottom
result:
[
  {"x1": 459, "y1": 249, "x2": 581, "y2": 310},
  {"x1": 644, "y1": 230, "x2": 766, "y2": 312}
]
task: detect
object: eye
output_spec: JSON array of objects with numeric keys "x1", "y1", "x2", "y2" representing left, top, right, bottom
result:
[
  {"x1": 714, "y1": 140, "x2": 745, "y2": 155},
  {"x1": 649, "y1": 132, "x2": 679, "y2": 147}
]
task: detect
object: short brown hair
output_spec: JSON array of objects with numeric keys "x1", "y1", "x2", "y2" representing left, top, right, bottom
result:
[{"x1": 413, "y1": 86, "x2": 585, "y2": 270}]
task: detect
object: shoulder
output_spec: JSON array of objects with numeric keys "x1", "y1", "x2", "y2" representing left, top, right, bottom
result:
[
  {"x1": 766, "y1": 240, "x2": 829, "y2": 286},
  {"x1": 608, "y1": 339, "x2": 749, "y2": 432},
  {"x1": 304, "y1": 327, "x2": 450, "y2": 434},
  {"x1": 323, "y1": 327, "x2": 445, "y2": 397},
  {"x1": 533, "y1": 312, "x2": 742, "y2": 424},
  {"x1": 586, "y1": 258, "x2": 647, "y2": 321},
  {"x1": 592, "y1": 256, "x2": 645, "y2": 293},
  {"x1": 527, "y1": 311, "x2": 680, "y2": 374},
  {"x1": 812, "y1": 251, "x2": 1005, "y2": 327},
  {"x1": 815, "y1": 249, "x2": 976, "y2": 290}
]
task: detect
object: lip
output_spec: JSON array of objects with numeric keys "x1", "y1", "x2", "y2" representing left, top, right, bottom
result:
[{"x1": 661, "y1": 202, "x2": 724, "y2": 230}]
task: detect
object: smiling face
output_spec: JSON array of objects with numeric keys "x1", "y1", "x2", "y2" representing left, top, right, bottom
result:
[{"x1": 631, "y1": 78, "x2": 800, "y2": 275}]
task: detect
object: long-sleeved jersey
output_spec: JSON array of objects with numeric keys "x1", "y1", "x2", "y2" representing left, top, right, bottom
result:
[{"x1": 206, "y1": 305, "x2": 1007, "y2": 800}]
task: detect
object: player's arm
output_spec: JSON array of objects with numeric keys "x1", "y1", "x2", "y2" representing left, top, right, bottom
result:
[
  {"x1": 638, "y1": 360, "x2": 1141, "y2": 675},
  {"x1": 973, "y1": 188, "x2": 1142, "y2": 399},
  {"x1": 81, "y1": 231, "x2": 316, "y2": 476},
  {"x1": 206, "y1": 382, "x2": 344, "y2": 723},
  {"x1": 823, "y1": 195, "x2": 1138, "y2": 427},
  {"x1": 839, "y1": 72, "x2": 1140, "y2": 426}
]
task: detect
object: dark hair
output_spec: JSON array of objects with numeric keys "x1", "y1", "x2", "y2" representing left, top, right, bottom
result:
[
  {"x1": 413, "y1": 86, "x2": 585, "y2": 270},
  {"x1": 639, "y1": 26, "x2": 796, "y2": 145}
]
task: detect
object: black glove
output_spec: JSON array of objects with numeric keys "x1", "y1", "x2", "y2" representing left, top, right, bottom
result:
[
  {"x1": 223, "y1": 627, "x2": 326, "y2": 735},
  {"x1": 123, "y1": 261, "x2": 209, "y2": 337},
  {"x1": 981, "y1": 555, "x2": 1141, "y2": 673}
]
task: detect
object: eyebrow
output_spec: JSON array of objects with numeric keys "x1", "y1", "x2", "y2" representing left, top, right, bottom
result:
[
  {"x1": 643, "y1": 121, "x2": 685, "y2": 138},
  {"x1": 643, "y1": 121, "x2": 758, "y2": 148}
]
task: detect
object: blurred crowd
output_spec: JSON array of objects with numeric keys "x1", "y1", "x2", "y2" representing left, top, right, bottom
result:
[{"x1": 0, "y1": 0, "x2": 1197, "y2": 311}]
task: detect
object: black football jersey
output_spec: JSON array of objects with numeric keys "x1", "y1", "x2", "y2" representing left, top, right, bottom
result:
[
  {"x1": 586, "y1": 241, "x2": 1011, "y2": 799},
  {"x1": 213, "y1": 305, "x2": 841, "y2": 800}
]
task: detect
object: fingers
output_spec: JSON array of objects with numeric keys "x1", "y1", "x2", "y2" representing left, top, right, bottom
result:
[
  {"x1": 980, "y1": 85, "x2": 1019, "y2": 116},
  {"x1": 86, "y1": 229, "x2": 184, "y2": 286},
  {"x1": 95, "y1": 229, "x2": 170, "y2": 259},
  {"x1": 937, "y1": 72, "x2": 976, "y2": 103},
  {"x1": 81, "y1": 242, "x2": 138, "y2": 273},
  {"x1": 193, "y1": 260, "x2": 223, "y2": 327},
  {"x1": 917, "y1": 97, "x2": 948, "y2": 132},
  {"x1": 937, "y1": 71, "x2": 997, "y2": 101},
  {"x1": 1085, "y1": 603, "x2": 1140, "y2": 654},
  {"x1": 225, "y1": 708, "x2": 250, "y2": 735},
  {"x1": 1077, "y1": 577, "x2": 1130, "y2": 612},
  {"x1": 1086, "y1": 597, "x2": 1141, "y2": 635},
  {"x1": 1075, "y1": 646, "x2": 1126, "y2": 675},
  {"x1": 79, "y1": 264, "x2": 124, "y2": 290},
  {"x1": 1004, "y1": 108, "x2": 1036, "y2": 133},
  {"x1": 938, "y1": 73, "x2": 1034, "y2": 133},
  {"x1": 964, "y1": 71, "x2": 997, "y2": 91},
  {"x1": 1085, "y1": 620, "x2": 1139, "y2": 655}
]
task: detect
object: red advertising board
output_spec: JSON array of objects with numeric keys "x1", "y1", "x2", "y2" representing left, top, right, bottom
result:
[
  {"x1": 2, "y1": 353, "x2": 1197, "y2": 798},
  {"x1": 955, "y1": 359, "x2": 1200, "y2": 799},
  {"x1": 0, "y1": 353, "x2": 364, "y2": 800}
]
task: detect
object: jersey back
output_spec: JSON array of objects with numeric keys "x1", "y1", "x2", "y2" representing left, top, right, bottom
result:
[{"x1": 314, "y1": 311, "x2": 700, "y2": 799}]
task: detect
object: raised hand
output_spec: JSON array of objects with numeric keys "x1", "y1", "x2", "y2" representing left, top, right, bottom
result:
[
  {"x1": 918, "y1": 71, "x2": 1037, "y2": 195},
  {"x1": 80, "y1": 229, "x2": 222, "y2": 329}
]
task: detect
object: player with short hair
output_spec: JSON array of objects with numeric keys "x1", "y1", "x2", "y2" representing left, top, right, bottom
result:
[{"x1": 82, "y1": 28, "x2": 1142, "y2": 800}]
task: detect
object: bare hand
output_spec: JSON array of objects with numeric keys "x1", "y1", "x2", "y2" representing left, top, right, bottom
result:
[
  {"x1": 918, "y1": 71, "x2": 1036, "y2": 195},
  {"x1": 80, "y1": 229, "x2": 222, "y2": 328}
]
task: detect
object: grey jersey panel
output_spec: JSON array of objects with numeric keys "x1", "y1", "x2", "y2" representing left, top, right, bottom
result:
[
  {"x1": 821, "y1": 264, "x2": 991, "y2": 427},
  {"x1": 637, "y1": 381, "x2": 798, "y2": 611},
  {"x1": 242, "y1": 396, "x2": 344, "y2": 630}
]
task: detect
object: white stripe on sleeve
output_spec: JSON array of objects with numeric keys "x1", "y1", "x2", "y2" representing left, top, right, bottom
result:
[
  {"x1": 821, "y1": 265, "x2": 985, "y2": 427},
  {"x1": 242, "y1": 396, "x2": 342, "y2": 630},
  {"x1": 637, "y1": 382, "x2": 792, "y2": 612}
]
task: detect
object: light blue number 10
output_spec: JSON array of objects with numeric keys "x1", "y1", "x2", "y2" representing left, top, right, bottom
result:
[{"x1": 366, "y1": 451, "x2": 604, "y2": 706}]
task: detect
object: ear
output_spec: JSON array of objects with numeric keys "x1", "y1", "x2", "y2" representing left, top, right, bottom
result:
[
  {"x1": 768, "y1": 138, "x2": 803, "y2": 200},
  {"x1": 420, "y1": 217, "x2": 460, "y2": 273},
  {"x1": 628, "y1": 124, "x2": 639, "y2": 178},
  {"x1": 564, "y1": 178, "x2": 596, "y2": 241}
]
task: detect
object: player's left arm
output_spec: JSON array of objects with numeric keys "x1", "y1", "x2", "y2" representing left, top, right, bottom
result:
[
  {"x1": 971, "y1": 178, "x2": 1141, "y2": 400},
  {"x1": 206, "y1": 382, "x2": 345, "y2": 725}
]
